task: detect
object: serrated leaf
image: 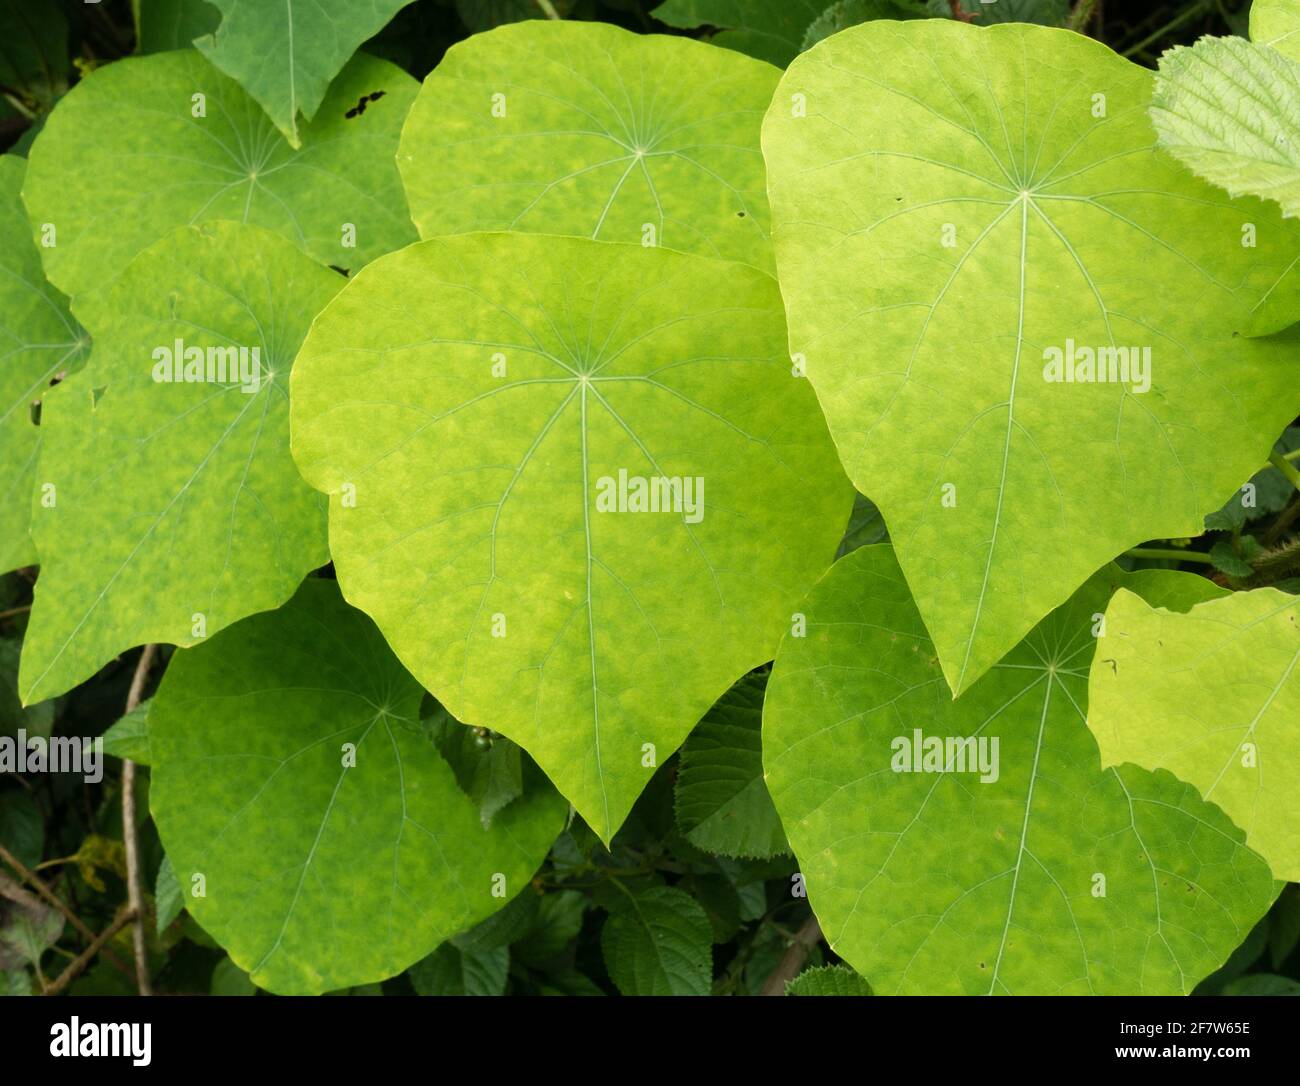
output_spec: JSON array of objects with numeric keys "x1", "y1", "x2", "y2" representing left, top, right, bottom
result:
[
  {"x1": 1208, "y1": 540, "x2": 1255, "y2": 578},
  {"x1": 651, "y1": 0, "x2": 827, "y2": 66},
  {"x1": 763, "y1": 20, "x2": 1300, "y2": 696},
  {"x1": 132, "y1": 0, "x2": 220, "y2": 53},
  {"x1": 101, "y1": 699, "x2": 151, "y2": 764},
  {"x1": 675, "y1": 673, "x2": 789, "y2": 858},
  {"x1": 0, "y1": 154, "x2": 87, "y2": 574},
  {"x1": 398, "y1": 20, "x2": 779, "y2": 270},
  {"x1": 513, "y1": 889, "x2": 586, "y2": 967},
  {"x1": 18, "y1": 222, "x2": 339, "y2": 706},
  {"x1": 1089, "y1": 587, "x2": 1300, "y2": 881},
  {"x1": 601, "y1": 884, "x2": 712, "y2": 995},
  {"x1": 148, "y1": 576, "x2": 566, "y2": 995},
  {"x1": 1253, "y1": 0, "x2": 1300, "y2": 63},
  {"x1": 22, "y1": 49, "x2": 417, "y2": 298},
  {"x1": 408, "y1": 940, "x2": 509, "y2": 995},
  {"x1": 802, "y1": 0, "x2": 925, "y2": 52},
  {"x1": 1152, "y1": 36, "x2": 1300, "y2": 219},
  {"x1": 290, "y1": 232, "x2": 851, "y2": 843},
  {"x1": 193, "y1": 1, "x2": 412, "y2": 147},
  {"x1": 763, "y1": 545, "x2": 1278, "y2": 994},
  {"x1": 155, "y1": 853, "x2": 183, "y2": 935},
  {"x1": 786, "y1": 964, "x2": 872, "y2": 995}
]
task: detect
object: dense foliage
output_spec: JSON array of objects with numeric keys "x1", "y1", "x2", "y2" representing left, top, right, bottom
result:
[{"x1": 1, "y1": 0, "x2": 1298, "y2": 999}]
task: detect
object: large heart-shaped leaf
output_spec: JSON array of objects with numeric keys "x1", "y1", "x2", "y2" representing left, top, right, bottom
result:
[
  {"x1": 1152, "y1": 36, "x2": 1300, "y2": 220},
  {"x1": 194, "y1": 0, "x2": 412, "y2": 147},
  {"x1": 0, "y1": 154, "x2": 86, "y2": 574},
  {"x1": 22, "y1": 48, "x2": 416, "y2": 297},
  {"x1": 762, "y1": 20, "x2": 1300, "y2": 695},
  {"x1": 397, "y1": 20, "x2": 779, "y2": 270},
  {"x1": 290, "y1": 232, "x2": 852, "y2": 842},
  {"x1": 19, "y1": 221, "x2": 339, "y2": 706},
  {"x1": 149, "y1": 576, "x2": 565, "y2": 994},
  {"x1": 1089, "y1": 587, "x2": 1300, "y2": 881},
  {"x1": 1253, "y1": 0, "x2": 1300, "y2": 62},
  {"x1": 763, "y1": 545, "x2": 1277, "y2": 994}
]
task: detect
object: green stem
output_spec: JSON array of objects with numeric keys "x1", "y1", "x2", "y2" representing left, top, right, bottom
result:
[
  {"x1": 1270, "y1": 450, "x2": 1300, "y2": 492},
  {"x1": 1125, "y1": 547, "x2": 1215, "y2": 565},
  {"x1": 1121, "y1": 0, "x2": 1211, "y2": 58},
  {"x1": 534, "y1": 0, "x2": 562, "y2": 18}
]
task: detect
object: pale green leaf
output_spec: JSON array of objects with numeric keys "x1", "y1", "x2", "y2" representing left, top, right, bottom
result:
[
  {"x1": 651, "y1": 0, "x2": 827, "y2": 66},
  {"x1": 675, "y1": 672, "x2": 789, "y2": 858},
  {"x1": 1089, "y1": 587, "x2": 1300, "y2": 881},
  {"x1": 0, "y1": 154, "x2": 87, "y2": 575},
  {"x1": 290, "y1": 232, "x2": 851, "y2": 842},
  {"x1": 18, "y1": 222, "x2": 340, "y2": 706},
  {"x1": 194, "y1": 0, "x2": 412, "y2": 146},
  {"x1": 1152, "y1": 36, "x2": 1300, "y2": 219},
  {"x1": 786, "y1": 963, "x2": 872, "y2": 995},
  {"x1": 408, "y1": 939, "x2": 509, "y2": 995},
  {"x1": 132, "y1": 0, "x2": 220, "y2": 53},
  {"x1": 764, "y1": 545, "x2": 1277, "y2": 994},
  {"x1": 763, "y1": 20, "x2": 1300, "y2": 696},
  {"x1": 148, "y1": 576, "x2": 566, "y2": 995},
  {"x1": 22, "y1": 49, "x2": 417, "y2": 298},
  {"x1": 397, "y1": 20, "x2": 780, "y2": 270},
  {"x1": 1253, "y1": 0, "x2": 1300, "y2": 63},
  {"x1": 601, "y1": 884, "x2": 712, "y2": 995}
]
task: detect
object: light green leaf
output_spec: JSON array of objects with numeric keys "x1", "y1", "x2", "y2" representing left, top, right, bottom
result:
[
  {"x1": 651, "y1": 0, "x2": 827, "y2": 66},
  {"x1": 155, "y1": 853, "x2": 182, "y2": 935},
  {"x1": 18, "y1": 222, "x2": 339, "y2": 706},
  {"x1": 675, "y1": 672, "x2": 789, "y2": 858},
  {"x1": 194, "y1": 1, "x2": 412, "y2": 147},
  {"x1": 132, "y1": 0, "x2": 220, "y2": 53},
  {"x1": 1253, "y1": 0, "x2": 1300, "y2": 63},
  {"x1": 101, "y1": 699, "x2": 152, "y2": 764},
  {"x1": 786, "y1": 964, "x2": 872, "y2": 995},
  {"x1": 763, "y1": 545, "x2": 1277, "y2": 994},
  {"x1": 0, "y1": 0, "x2": 69, "y2": 113},
  {"x1": 148, "y1": 576, "x2": 566, "y2": 995},
  {"x1": 0, "y1": 154, "x2": 87, "y2": 575},
  {"x1": 763, "y1": 20, "x2": 1300, "y2": 696},
  {"x1": 408, "y1": 939, "x2": 509, "y2": 995},
  {"x1": 601, "y1": 884, "x2": 712, "y2": 995},
  {"x1": 290, "y1": 232, "x2": 851, "y2": 842},
  {"x1": 1088, "y1": 587, "x2": 1300, "y2": 881},
  {"x1": 22, "y1": 49, "x2": 417, "y2": 298},
  {"x1": 1152, "y1": 36, "x2": 1300, "y2": 219},
  {"x1": 397, "y1": 20, "x2": 780, "y2": 270}
]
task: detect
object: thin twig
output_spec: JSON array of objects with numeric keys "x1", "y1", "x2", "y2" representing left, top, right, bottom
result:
[
  {"x1": 122, "y1": 644, "x2": 158, "y2": 996},
  {"x1": 42, "y1": 908, "x2": 137, "y2": 997},
  {"x1": 534, "y1": 0, "x2": 562, "y2": 20},
  {"x1": 0, "y1": 842, "x2": 133, "y2": 977},
  {"x1": 0, "y1": 604, "x2": 31, "y2": 621},
  {"x1": 948, "y1": 0, "x2": 980, "y2": 21},
  {"x1": 760, "y1": 914, "x2": 823, "y2": 996},
  {"x1": 1068, "y1": 0, "x2": 1100, "y2": 32}
]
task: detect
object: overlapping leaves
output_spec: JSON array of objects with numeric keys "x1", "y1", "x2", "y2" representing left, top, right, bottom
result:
[
  {"x1": 763, "y1": 20, "x2": 1300, "y2": 696},
  {"x1": 290, "y1": 232, "x2": 851, "y2": 842},
  {"x1": 763, "y1": 545, "x2": 1278, "y2": 994}
]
